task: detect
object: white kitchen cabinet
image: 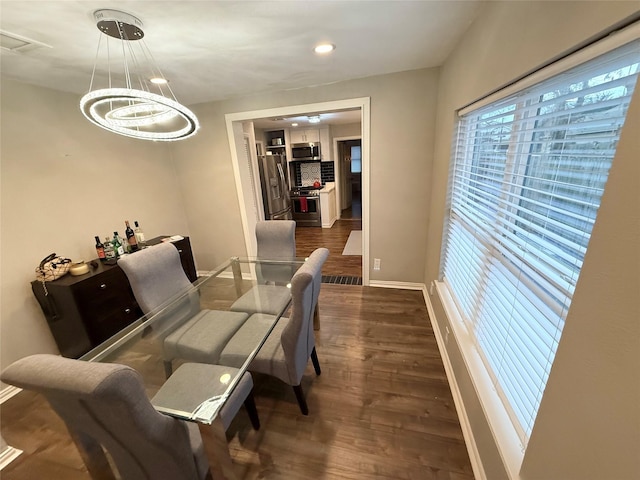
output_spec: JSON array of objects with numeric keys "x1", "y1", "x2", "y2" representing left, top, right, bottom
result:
[
  {"x1": 319, "y1": 182, "x2": 337, "y2": 228},
  {"x1": 289, "y1": 129, "x2": 320, "y2": 144},
  {"x1": 319, "y1": 126, "x2": 331, "y2": 161}
]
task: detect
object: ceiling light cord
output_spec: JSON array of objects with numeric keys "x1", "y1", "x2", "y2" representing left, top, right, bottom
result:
[
  {"x1": 88, "y1": 30, "x2": 103, "y2": 93},
  {"x1": 139, "y1": 38, "x2": 177, "y2": 101}
]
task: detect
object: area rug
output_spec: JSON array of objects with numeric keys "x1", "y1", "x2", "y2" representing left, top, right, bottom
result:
[{"x1": 342, "y1": 230, "x2": 362, "y2": 256}]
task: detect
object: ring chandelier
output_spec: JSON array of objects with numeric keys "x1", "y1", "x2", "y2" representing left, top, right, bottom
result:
[{"x1": 80, "y1": 9, "x2": 199, "y2": 141}]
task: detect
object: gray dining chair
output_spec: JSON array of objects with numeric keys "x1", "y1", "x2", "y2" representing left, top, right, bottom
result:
[
  {"x1": 231, "y1": 220, "x2": 297, "y2": 316},
  {"x1": 255, "y1": 219, "x2": 297, "y2": 285},
  {"x1": 1, "y1": 354, "x2": 215, "y2": 480},
  {"x1": 118, "y1": 243, "x2": 249, "y2": 377},
  {"x1": 256, "y1": 219, "x2": 296, "y2": 258},
  {"x1": 220, "y1": 247, "x2": 329, "y2": 415}
]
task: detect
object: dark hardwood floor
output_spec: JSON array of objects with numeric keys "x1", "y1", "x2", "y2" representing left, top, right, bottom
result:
[
  {"x1": 1, "y1": 285, "x2": 474, "y2": 480},
  {"x1": 296, "y1": 195, "x2": 363, "y2": 278}
]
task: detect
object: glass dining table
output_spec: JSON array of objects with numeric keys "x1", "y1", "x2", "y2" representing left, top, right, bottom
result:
[{"x1": 79, "y1": 256, "x2": 306, "y2": 480}]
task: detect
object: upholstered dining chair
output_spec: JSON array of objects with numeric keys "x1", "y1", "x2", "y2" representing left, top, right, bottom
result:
[
  {"x1": 230, "y1": 220, "x2": 297, "y2": 316},
  {"x1": 118, "y1": 243, "x2": 250, "y2": 377},
  {"x1": 220, "y1": 247, "x2": 329, "y2": 415},
  {"x1": 255, "y1": 219, "x2": 297, "y2": 285},
  {"x1": 256, "y1": 219, "x2": 296, "y2": 257},
  {"x1": 1, "y1": 354, "x2": 217, "y2": 480}
]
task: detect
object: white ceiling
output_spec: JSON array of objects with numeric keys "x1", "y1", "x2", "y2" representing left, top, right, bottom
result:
[{"x1": 0, "y1": 0, "x2": 482, "y2": 110}]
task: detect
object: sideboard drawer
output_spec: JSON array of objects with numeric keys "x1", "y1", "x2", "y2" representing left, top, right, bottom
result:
[
  {"x1": 74, "y1": 267, "x2": 135, "y2": 321},
  {"x1": 87, "y1": 302, "x2": 142, "y2": 346}
]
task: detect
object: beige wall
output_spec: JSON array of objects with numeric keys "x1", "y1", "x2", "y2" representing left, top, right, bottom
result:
[
  {"x1": 171, "y1": 68, "x2": 439, "y2": 282},
  {"x1": 0, "y1": 79, "x2": 190, "y2": 373},
  {"x1": 425, "y1": 2, "x2": 640, "y2": 479},
  {"x1": 331, "y1": 122, "x2": 362, "y2": 138}
]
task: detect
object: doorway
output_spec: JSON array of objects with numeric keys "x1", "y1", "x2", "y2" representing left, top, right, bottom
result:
[
  {"x1": 225, "y1": 98, "x2": 371, "y2": 285},
  {"x1": 337, "y1": 139, "x2": 362, "y2": 220}
]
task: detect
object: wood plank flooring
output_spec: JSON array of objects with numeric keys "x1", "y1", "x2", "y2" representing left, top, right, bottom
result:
[
  {"x1": 1, "y1": 285, "x2": 474, "y2": 480},
  {"x1": 296, "y1": 209, "x2": 362, "y2": 278}
]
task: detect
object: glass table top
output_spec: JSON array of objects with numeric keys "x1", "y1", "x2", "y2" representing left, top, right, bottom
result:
[{"x1": 79, "y1": 256, "x2": 307, "y2": 424}]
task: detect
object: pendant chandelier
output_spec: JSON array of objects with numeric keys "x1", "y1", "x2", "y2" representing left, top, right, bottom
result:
[{"x1": 80, "y1": 9, "x2": 199, "y2": 141}]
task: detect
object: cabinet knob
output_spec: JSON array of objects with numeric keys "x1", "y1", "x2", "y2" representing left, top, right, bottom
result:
[
  {"x1": 100, "y1": 284, "x2": 107, "y2": 289},
  {"x1": 124, "y1": 308, "x2": 131, "y2": 314},
  {"x1": 177, "y1": 249, "x2": 183, "y2": 253}
]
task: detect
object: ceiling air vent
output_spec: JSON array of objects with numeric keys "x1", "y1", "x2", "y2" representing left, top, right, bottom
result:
[{"x1": 0, "y1": 30, "x2": 51, "y2": 52}]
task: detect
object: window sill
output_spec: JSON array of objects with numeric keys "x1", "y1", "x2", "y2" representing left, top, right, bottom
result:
[{"x1": 435, "y1": 280, "x2": 525, "y2": 479}]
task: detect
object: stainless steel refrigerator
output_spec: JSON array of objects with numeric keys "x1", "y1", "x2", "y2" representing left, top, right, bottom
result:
[{"x1": 257, "y1": 154, "x2": 292, "y2": 220}]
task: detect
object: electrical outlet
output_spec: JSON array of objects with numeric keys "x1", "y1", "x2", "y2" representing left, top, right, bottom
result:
[
  {"x1": 373, "y1": 258, "x2": 381, "y2": 270},
  {"x1": 445, "y1": 326, "x2": 450, "y2": 344},
  {"x1": 430, "y1": 281, "x2": 435, "y2": 295}
]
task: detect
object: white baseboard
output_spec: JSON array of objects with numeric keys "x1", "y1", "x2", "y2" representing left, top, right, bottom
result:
[
  {"x1": 0, "y1": 446, "x2": 22, "y2": 470},
  {"x1": 422, "y1": 286, "x2": 486, "y2": 480},
  {"x1": 322, "y1": 217, "x2": 337, "y2": 229},
  {"x1": 0, "y1": 385, "x2": 21, "y2": 404},
  {"x1": 0, "y1": 388, "x2": 23, "y2": 470},
  {"x1": 369, "y1": 280, "x2": 425, "y2": 290}
]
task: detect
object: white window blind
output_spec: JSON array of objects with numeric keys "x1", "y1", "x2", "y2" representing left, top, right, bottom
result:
[{"x1": 441, "y1": 39, "x2": 640, "y2": 444}]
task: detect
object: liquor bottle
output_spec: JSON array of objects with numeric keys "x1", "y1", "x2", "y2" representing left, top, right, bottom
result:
[
  {"x1": 104, "y1": 236, "x2": 116, "y2": 260},
  {"x1": 125, "y1": 220, "x2": 139, "y2": 252},
  {"x1": 112, "y1": 232, "x2": 125, "y2": 257},
  {"x1": 117, "y1": 232, "x2": 129, "y2": 254},
  {"x1": 134, "y1": 220, "x2": 146, "y2": 247},
  {"x1": 95, "y1": 235, "x2": 106, "y2": 261}
]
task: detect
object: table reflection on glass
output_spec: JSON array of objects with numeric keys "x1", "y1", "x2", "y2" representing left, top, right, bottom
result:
[{"x1": 80, "y1": 256, "x2": 306, "y2": 480}]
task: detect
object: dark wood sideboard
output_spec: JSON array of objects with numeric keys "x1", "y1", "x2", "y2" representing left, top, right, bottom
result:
[{"x1": 31, "y1": 236, "x2": 197, "y2": 359}]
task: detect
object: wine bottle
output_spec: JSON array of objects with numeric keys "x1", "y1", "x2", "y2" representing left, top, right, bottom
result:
[
  {"x1": 125, "y1": 220, "x2": 139, "y2": 251},
  {"x1": 134, "y1": 220, "x2": 146, "y2": 246},
  {"x1": 112, "y1": 232, "x2": 125, "y2": 257},
  {"x1": 95, "y1": 235, "x2": 106, "y2": 261},
  {"x1": 104, "y1": 236, "x2": 116, "y2": 260}
]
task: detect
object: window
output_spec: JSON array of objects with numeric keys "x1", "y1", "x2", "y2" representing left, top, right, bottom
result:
[
  {"x1": 440, "y1": 40, "x2": 639, "y2": 444},
  {"x1": 351, "y1": 145, "x2": 362, "y2": 173}
]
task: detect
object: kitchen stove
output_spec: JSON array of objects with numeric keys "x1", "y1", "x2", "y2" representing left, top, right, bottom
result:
[
  {"x1": 290, "y1": 186, "x2": 322, "y2": 226},
  {"x1": 290, "y1": 186, "x2": 321, "y2": 197}
]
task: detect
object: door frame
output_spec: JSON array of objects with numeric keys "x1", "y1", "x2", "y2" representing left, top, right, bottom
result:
[
  {"x1": 334, "y1": 136, "x2": 362, "y2": 215},
  {"x1": 225, "y1": 97, "x2": 371, "y2": 285}
]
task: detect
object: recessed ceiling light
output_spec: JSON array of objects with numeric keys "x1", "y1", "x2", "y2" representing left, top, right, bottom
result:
[
  {"x1": 291, "y1": 122, "x2": 299, "y2": 127},
  {"x1": 150, "y1": 77, "x2": 168, "y2": 85},
  {"x1": 314, "y1": 43, "x2": 335, "y2": 54}
]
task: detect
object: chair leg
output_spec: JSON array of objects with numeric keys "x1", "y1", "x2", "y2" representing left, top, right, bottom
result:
[
  {"x1": 310, "y1": 347, "x2": 321, "y2": 375},
  {"x1": 244, "y1": 392, "x2": 260, "y2": 430},
  {"x1": 163, "y1": 360, "x2": 173, "y2": 378},
  {"x1": 293, "y1": 384, "x2": 309, "y2": 415}
]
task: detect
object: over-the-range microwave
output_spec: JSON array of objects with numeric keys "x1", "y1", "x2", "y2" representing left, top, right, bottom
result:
[{"x1": 291, "y1": 142, "x2": 321, "y2": 161}]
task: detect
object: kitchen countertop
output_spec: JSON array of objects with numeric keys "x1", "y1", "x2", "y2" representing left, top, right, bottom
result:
[{"x1": 320, "y1": 182, "x2": 335, "y2": 193}]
